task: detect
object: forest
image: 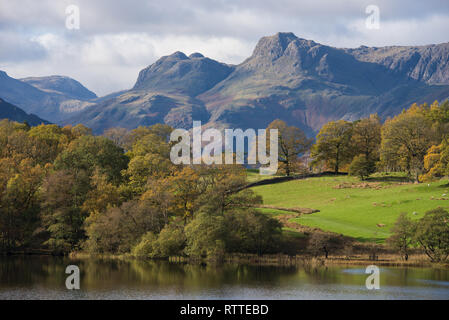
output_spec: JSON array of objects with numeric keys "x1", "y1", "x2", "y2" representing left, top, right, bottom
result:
[{"x1": 1, "y1": 100, "x2": 449, "y2": 263}]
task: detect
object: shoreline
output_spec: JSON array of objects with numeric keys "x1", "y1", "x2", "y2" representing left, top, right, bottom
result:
[{"x1": 63, "y1": 252, "x2": 449, "y2": 269}]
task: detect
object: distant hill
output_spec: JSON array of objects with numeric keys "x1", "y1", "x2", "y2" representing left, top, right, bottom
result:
[
  {"x1": 63, "y1": 52, "x2": 232, "y2": 132},
  {"x1": 27, "y1": 33, "x2": 449, "y2": 134},
  {"x1": 21, "y1": 75, "x2": 97, "y2": 100},
  {"x1": 0, "y1": 71, "x2": 96, "y2": 123},
  {"x1": 0, "y1": 98, "x2": 49, "y2": 126}
]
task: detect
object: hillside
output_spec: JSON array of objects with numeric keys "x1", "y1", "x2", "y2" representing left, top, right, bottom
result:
[
  {"x1": 64, "y1": 32, "x2": 449, "y2": 134},
  {"x1": 0, "y1": 71, "x2": 96, "y2": 123},
  {"x1": 344, "y1": 43, "x2": 449, "y2": 85},
  {"x1": 250, "y1": 174, "x2": 449, "y2": 242},
  {"x1": 0, "y1": 98, "x2": 48, "y2": 125},
  {"x1": 21, "y1": 75, "x2": 97, "y2": 100}
]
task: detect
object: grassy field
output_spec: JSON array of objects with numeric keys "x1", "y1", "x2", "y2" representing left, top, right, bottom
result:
[{"x1": 250, "y1": 173, "x2": 449, "y2": 243}]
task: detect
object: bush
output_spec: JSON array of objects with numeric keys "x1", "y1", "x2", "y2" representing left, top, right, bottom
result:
[
  {"x1": 415, "y1": 208, "x2": 449, "y2": 262},
  {"x1": 224, "y1": 209, "x2": 282, "y2": 255},
  {"x1": 307, "y1": 232, "x2": 345, "y2": 258},
  {"x1": 184, "y1": 212, "x2": 226, "y2": 261},
  {"x1": 155, "y1": 224, "x2": 186, "y2": 258},
  {"x1": 349, "y1": 154, "x2": 375, "y2": 180},
  {"x1": 132, "y1": 232, "x2": 158, "y2": 258},
  {"x1": 386, "y1": 213, "x2": 415, "y2": 261}
]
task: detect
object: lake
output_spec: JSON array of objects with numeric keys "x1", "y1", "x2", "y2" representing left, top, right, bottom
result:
[{"x1": 0, "y1": 256, "x2": 448, "y2": 299}]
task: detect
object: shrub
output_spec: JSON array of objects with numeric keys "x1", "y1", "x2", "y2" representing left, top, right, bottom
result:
[
  {"x1": 155, "y1": 224, "x2": 186, "y2": 258},
  {"x1": 132, "y1": 232, "x2": 158, "y2": 258},
  {"x1": 349, "y1": 154, "x2": 375, "y2": 180},
  {"x1": 415, "y1": 208, "x2": 449, "y2": 262},
  {"x1": 184, "y1": 212, "x2": 226, "y2": 261},
  {"x1": 224, "y1": 209, "x2": 282, "y2": 255}
]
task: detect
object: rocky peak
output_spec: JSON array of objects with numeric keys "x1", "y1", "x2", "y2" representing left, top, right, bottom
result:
[
  {"x1": 133, "y1": 52, "x2": 234, "y2": 96},
  {"x1": 189, "y1": 52, "x2": 205, "y2": 59},
  {"x1": 252, "y1": 32, "x2": 319, "y2": 60}
]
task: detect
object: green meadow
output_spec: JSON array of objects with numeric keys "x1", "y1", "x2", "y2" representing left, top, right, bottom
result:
[{"x1": 250, "y1": 173, "x2": 449, "y2": 243}]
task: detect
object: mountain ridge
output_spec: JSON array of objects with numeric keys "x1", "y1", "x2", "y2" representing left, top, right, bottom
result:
[
  {"x1": 6, "y1": 32, "x2": 449, "y2": 134},
  {"x1": 0, "y1": 71, "x2": 96, "y2": 123}
]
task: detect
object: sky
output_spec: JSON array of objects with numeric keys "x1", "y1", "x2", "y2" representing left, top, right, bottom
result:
[{"x1": 1, "y1": 0, "x2": 448, "y2": 96}]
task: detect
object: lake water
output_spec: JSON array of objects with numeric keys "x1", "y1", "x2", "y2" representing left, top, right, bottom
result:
[{"x1": 0, "y1": 256, "x2": 448, "y2": 300}]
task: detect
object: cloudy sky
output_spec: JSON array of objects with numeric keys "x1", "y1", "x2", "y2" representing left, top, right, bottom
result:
[{"x1": 1, "y1": 0, "x2": 448, "y2": 96}]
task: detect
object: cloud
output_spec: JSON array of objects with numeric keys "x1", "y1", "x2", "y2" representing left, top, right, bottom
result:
[
  {"x1": 0, "y1": 31, "x2": 47, "y2": 63},
  {"x1": 0, "y1": 0, "x2": 448, "y2": 95}
]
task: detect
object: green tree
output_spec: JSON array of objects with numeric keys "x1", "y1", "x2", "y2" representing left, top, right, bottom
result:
[
  {"x1": 312, "y1": 120, "x2": 353, "y2": 173},
  {"x1": 184, "y1": 212, "x2": 226, "y2": 261},
  {"x1": 349, "y1": 154, "x2": 375, "y2": 180},
  {"x1": 0, "y1": 158, "x2": 44, "y2": 251},
  {"x1": 41, "y1": 170, "x2": 89, "y2": 253},
  {"x1": 54, "y1": 135, "x2": 129, "y2": 185},
  {"x1": 415, "y1": 208, "x2": 449, "y2": 262},
  {"x1": 224, "y1": 209, "x2": 282, "y2": 255},
  {"x1": 386, "y1": 213, "x2": 415, "y2": 261}
]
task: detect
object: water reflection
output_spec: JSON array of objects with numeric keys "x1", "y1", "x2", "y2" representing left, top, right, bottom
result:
[{"x1": 0, "y1": 256, "x2": 448, "y2": 299}]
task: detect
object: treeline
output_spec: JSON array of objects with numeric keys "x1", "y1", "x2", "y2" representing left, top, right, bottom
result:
[
  {"x1": 260, "y1": 100, "x2": 449, "y2": 182},
  {"x1": 2, "y1": 99, "x2": 449, "y2": 261},
  {"x1": 0, "y1": 121, "x2": 286, "y2": 260},
  {"x1": 388, "y1": 208, "x2": 449, "y2": 263}
]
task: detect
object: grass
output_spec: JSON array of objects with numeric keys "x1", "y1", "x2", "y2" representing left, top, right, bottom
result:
[
  {"x1": 250, "y1": 173, "x2": 449, "y2": 243},
  {"x1": 246, "y1": 168, "x2": 282, "y2": 183}
]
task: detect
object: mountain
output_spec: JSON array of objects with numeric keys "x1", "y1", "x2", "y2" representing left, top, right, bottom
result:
[
  {"x1": 62, "y1": 33, "x2": 449, "y2": 134},
  {"x1": 199, "y1": 33, "x2": 449, "y2": 133},
  {"x1": 63, "y1": 52, "x2": 233, "y2": 132},
  {"x1": 0, "y1": 71, "x2": 96, "y2": 123},
  {"x1": 21, "y1": 75, "x2": 97, "y2": 100},
  {"x1": 0, "y1": 98, "x2": 49, "y2": 126},
  {"x1": 134, "y1": 51, "x2": 234, "y2": 96},
  {"x1": 344, "y1": 43, "x2": 449, "y2": 85}
]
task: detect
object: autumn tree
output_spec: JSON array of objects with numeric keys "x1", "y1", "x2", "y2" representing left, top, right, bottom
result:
[
  {"x1": 307, "y1": 232, "x2": 345, "y2": 258},
  {"x1": 0, "y1": 158, "x2": 45, "y2": 251},
  {"x1": 311, "y1": 120, "x2": 353, "y2": 173},
  {"x1": 103, "y1": 127, "x2": 129, "y2": 149},
  {"x1": 267, "y1": 120, "x2": 312, "y2": 176},
  {"x1": 380, "y1": 105, "x2": 435, "y2": 181},
  {"x1": 420, "y1": 141, "x2": 449, "y2": 181},
  {"x1": 124, "y1": 125, "x2": 175, "y2": 194},
  {"x1": 352, "y1": 114, "x2": 381, "y2": 161},
  {"x1": 428, "y1": 100, "x2": 449, "y2": 141},
  {"x1": 41, "y1": 170, "x2": 90, "y2": 253}
]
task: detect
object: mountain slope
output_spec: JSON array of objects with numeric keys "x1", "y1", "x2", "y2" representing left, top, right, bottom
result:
[
  {"x1": 0, "y1": 98, "x2": 49, "y2": 126},
  {"x1": 133, "y1": 52, "x2": 234, "y2": 96},
  {"x1": 65, "y1": 33, "x2": 449, "y2": 135},
  {"x1": 200, "y1": 33, "x2": 449, "y2": 133},
  {"x1": 64, "y1": 52, "x2": 233, "y2": 133},
  {"x1": 344, "y1": 43, "x2": 449, "y2": 85},
  {"x1": 21, "y1": 75, "x2": 97, "y2": 100},
  {"x1": 0, "y1": 71, "x2": 95, "y2": 123}
]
